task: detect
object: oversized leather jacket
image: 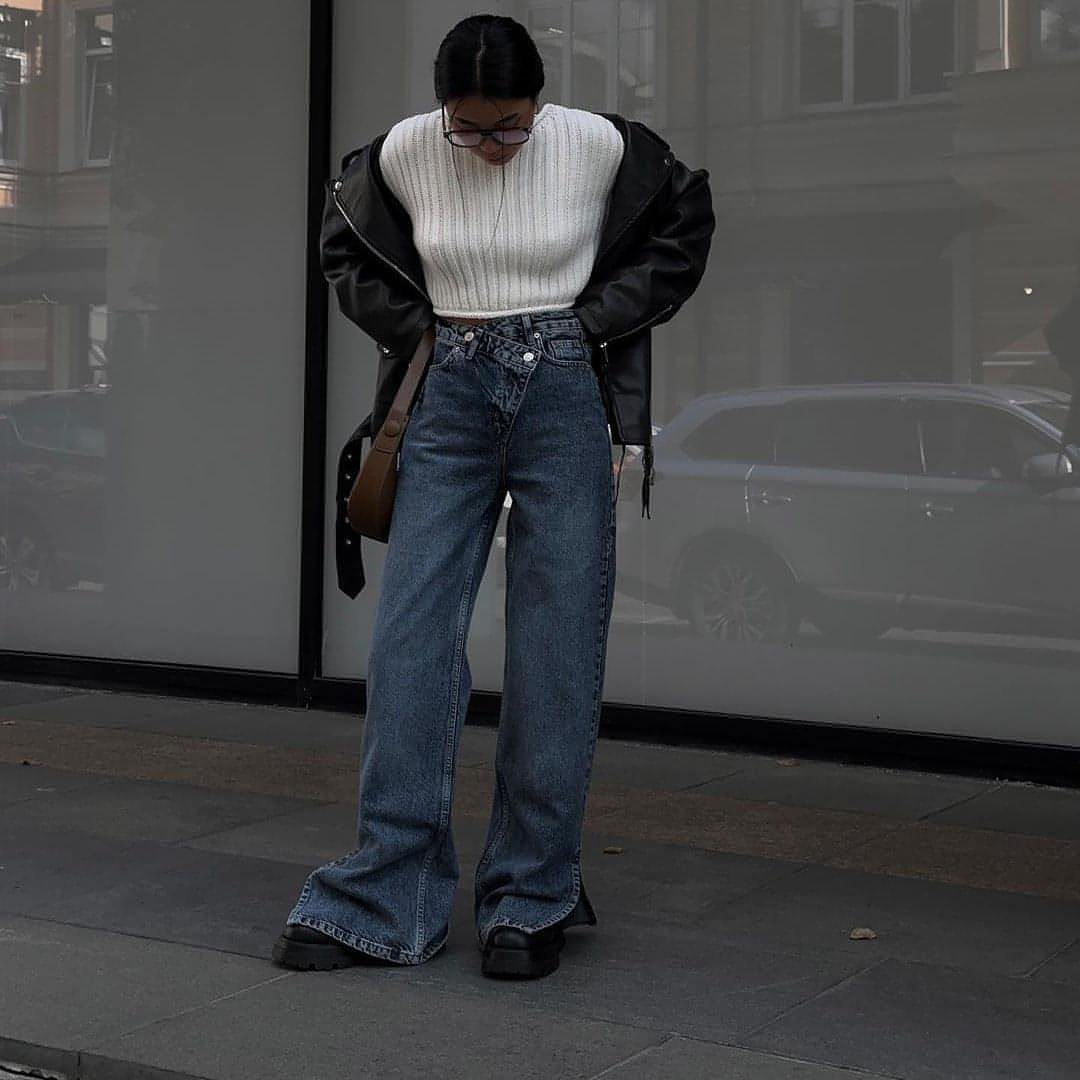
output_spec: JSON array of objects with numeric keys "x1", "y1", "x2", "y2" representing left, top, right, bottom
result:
[{"x1": 324, "y1": 110, "x2": 715, "y2": 598}]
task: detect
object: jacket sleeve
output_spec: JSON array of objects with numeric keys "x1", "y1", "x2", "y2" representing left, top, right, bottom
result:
[
  {"x1": 319, "y1": 178, "x2": 432, "y2": 361},
  {"x1": 573, "y1": 155, "x2": 715, "y2": 346}
]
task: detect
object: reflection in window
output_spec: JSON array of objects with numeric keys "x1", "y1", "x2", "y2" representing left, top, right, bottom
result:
[
  {"x1": 910, "y1": 0, "x2": 956, "y2": 92},
  {"x1": 854, "y1": 0, "x2": 900, "y2": 103},
  {"x1": 799, "y1": 0, "x2": 958, "y2": 108},
  {"x1": 918, "y1": 403, "x2": 1056, "y2": 480},
  {"x1": 800, "y1": 0, "x2": 844, "y2": 104},
  {"x1": 82, "y1": 11, "x2": 114, "y2": 163},
  {"x1": 682, "y1": 406, "x2": 779, "y2": 463},
  {"x1": 1038, "y1": 0, "x2": 1080, "y2": 57},
  {"x1": 775, "y1": 399, "x2": 918, "y2": 474},
  {"x1": 527, "y1": 0, "x2": 658, "y2": 124},
  {"x1": 12, "y1": 395, "x2": 68, "y2": 452},
  {"x1": 0, "y1": 5, "x2": 35, "y2": 164}
]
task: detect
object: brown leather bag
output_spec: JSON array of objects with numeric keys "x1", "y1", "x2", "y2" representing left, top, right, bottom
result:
[{"x1": 345, "y1": 325, "x2": 436, "y2": 541}]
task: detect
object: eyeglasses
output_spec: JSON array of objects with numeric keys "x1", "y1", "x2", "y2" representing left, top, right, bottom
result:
[{"x1": 442, "y1": 125, "x2": 533, "y2": 148}]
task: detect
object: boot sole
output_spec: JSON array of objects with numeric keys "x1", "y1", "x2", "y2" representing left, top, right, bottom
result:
[
  {"x1": 481, "y1": 929, "x2": 564, "y2": 979},
  {"x1": 272, "y1": 934, "x2": 390, "y2": 971}
]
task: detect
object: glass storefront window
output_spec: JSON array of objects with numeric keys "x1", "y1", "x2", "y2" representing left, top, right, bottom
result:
[{"x1": 0, "y1": 1, "x2": 309, "y2": 668}]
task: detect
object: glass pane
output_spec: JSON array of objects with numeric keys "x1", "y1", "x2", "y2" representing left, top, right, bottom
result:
[
  {"x1": 0, "y1": 54, "x2": 22, "y2": 161},
  {"x1": 919, "y1": 403, "x2": 1055, "y2": 479},
  {"x1": 800, "y1": 0, "x2": 844, "y2": 104},
  {"x1": 528, "y1": 6, "x2": 567, "y2": 103},
  {"x1": 910, "y1": 0, "x2": 955, "y2": 93},
  {"x1": 321, "y1": 2, "x2": 1080, "y2": 748},
  {"x1": 681, "y1": 406, "x2": 778, "y2": 463},
  {"x1": 618, "y1": 0, "x2": 657, "y2": 124},
  {"x1": 1039, "y1": 0, "x2": 1080, "y2": 55},
  {"x1": 86, "y1": 54, "x2": 115, "y2": 161},
  {"x1": 776, "y1": 400, "x2": 918, "y2": 473},
  {"x1": 0, "y1": 1, "x2": 308, "y2": 665},
  {"x1": 87, "y1": 12, "x2": 113, "y2": 51},
  {"x1": 854, "y1": 0, "x2": 899, "y2": 102},
  {"x1": 572, "y1": 0, "x2": 610, "y2": 111},
  {"x1": 973, "y1": 0, "x2": 1005, "y2": 71},
  {"x1": 12, "y1": 396, "x2": 68, "y2": 451}
]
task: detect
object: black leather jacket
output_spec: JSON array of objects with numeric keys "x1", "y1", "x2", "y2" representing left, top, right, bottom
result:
[{"x1": 324, "y1": 111, "x2": 715, "y2": 598}]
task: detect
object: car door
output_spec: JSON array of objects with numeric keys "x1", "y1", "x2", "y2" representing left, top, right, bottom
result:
[
  {"x1": 904, "y1": 398, "x2": 1075, "y2": 632},
  {"x1": 746, "y1": 396, "x2": 917, "y2": 605}
]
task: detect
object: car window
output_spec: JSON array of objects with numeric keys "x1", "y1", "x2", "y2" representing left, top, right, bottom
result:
[
  {"x1": 13, "y1": 396, "x2": 68, "y2": 451},
  {"x1": 774, "y1": 399, "x2": 918, "y2": 474},
  {"x1": 917, "y1": 402, "x2": 1057, "y2": 480},
  {"x1": 65, "y1": 394, "x2": 106, "y2": 457},
  {"x1": 681, "y1": 405, "x2": 778, "y2": 463}
]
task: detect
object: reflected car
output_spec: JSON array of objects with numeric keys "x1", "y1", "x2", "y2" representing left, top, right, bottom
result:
[
  {"x1": 613, "y1": 383, "x2": 1079, "y2": 644},
  {"x1": 0, "y1": 387, "x2": 106, "y2": 590}
]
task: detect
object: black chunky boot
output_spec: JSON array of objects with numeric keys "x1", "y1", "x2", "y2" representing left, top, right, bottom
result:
[{"x1": 271, "y1": 924, "x2": 398, "y2": 971}]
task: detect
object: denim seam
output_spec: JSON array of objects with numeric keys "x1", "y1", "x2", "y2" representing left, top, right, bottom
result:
[
  {"x1": 288, "y1": 913, "x2": 443, "y2": 965},
  {"x1": 414, "y1": 493, "x2": 500, "y2": 955},
  {"x1": 474, "y1": 506, "x2": 516, "y2": 891}
]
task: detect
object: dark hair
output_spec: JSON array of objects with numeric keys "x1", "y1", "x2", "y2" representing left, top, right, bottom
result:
[
  {"x1": 432, "y1": 15, "x2": 546, "y2": 252},
  {"x1": 434, "y1": 14, "x2": 544, "y2": 105}
]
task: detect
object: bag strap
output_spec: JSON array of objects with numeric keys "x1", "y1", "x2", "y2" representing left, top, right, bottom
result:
[{"x1": 370, "y1": 325, "x2": 436, "y2": 452}]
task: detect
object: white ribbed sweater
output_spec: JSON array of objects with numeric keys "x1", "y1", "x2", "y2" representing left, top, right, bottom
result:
[{"x1": 377, "y1": 102, "x2": 624, "y2": 319}]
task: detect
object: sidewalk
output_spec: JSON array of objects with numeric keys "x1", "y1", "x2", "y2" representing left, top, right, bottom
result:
[{"x1": 1, "y1": 677, "x2": 1079, "y2": 1080}]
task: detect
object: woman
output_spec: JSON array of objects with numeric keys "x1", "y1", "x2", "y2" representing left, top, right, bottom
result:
[{"x1": 273, "y1": 13, "x2": 714, "y2": 981}]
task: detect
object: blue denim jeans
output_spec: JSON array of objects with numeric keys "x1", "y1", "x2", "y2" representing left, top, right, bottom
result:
[{"x1": 286, "y1": 308, "x2": 617, "y2": 963}]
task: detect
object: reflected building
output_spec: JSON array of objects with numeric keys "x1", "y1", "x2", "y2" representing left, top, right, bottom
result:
[{"x1": 2, "y1": 1, "x2": 1079, "y2": 751}]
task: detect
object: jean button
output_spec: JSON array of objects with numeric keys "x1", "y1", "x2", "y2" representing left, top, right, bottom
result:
[
  {"x1": 464, "y1": 331, "x2": 474, "y2": 341},
  {"x1": 523, "y1": 351, "x2": 534, "y2": 362}
]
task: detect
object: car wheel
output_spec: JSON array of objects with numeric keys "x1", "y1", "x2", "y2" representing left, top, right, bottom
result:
[
  {"x1": 682, "y1": 551, "x2": 795, "y2": 643},
  {"x1": 0, "y1": 523, "x2": 54, "y2": 591}
]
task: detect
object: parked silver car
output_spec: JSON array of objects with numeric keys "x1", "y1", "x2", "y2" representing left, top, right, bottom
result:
[{"x1": 614, "y1": 383, "x2": 1078, "y2": 644}]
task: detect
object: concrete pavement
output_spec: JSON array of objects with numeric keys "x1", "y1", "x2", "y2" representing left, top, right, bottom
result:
[{"x1": 1, "y1": 678, "x2": 1079, "y2": 1079}]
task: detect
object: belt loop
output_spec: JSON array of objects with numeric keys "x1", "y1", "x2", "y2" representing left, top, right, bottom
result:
[{"x1": 521, "y1": 311, "x2": 533, "y2": 343}]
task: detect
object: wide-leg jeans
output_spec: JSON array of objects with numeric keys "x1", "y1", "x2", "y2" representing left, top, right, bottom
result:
[{"x1": 286, "y1": 307, "x2": 617, "y2": 964}]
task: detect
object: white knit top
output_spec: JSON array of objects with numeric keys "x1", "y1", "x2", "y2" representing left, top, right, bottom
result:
[{"x1": 377, "y1": 102, "x2": 624, "y2": 319}]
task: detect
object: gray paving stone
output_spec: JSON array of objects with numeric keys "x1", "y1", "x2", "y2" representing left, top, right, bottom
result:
[
  {"x1": 695, "y1": 862, "x2": 1080, "y2": 976},
  {"x1": 82, "y1": 966, "x2": 663, "y2": 1080},
  {"x1": 600, "y1": 1035, "x2": 895, "y2": 1079},
  {"x1": 743, "y1": 956, "x2": 1080, "y2": 1079},
  {"x1": 458, "y1": 725, "x2": 746, "y2": 789},
  {"x1": 0, "y1": 913, "x2": 281, "y2": 1051},
  {"x1": 0, "y1": 823, "x2": 311, "y2": 958},
  {"x1": 3, "y1": 689, "x2": 200, "y2": 727},
  {"x1": 404, "y1": 918, "x2": 869, "y2": 1044},
  {"x1": 182, "y1": 800, "x2": 358, "y2": 864},
  {"x1": 1030, "y1": 937, "x2": 1080, "y2": 988},
  {"x1": 0, "y1": 776, "x2": 324, "y2": 843},
  {"x1": 587, "y1": 737, "x2": 747, "y2": 792},
  {"x1": 694, "y1": 759, "x2": 997, "y2": 819},
  {"x1": 4, "y1": 690, "x2": 367, "y2": 751},
  {"x1": 0, "y1": 762, "x2": 115, "y2": 806},
  {"x1": 926, "y1": 781, "x2": 1080, "y2": 843}
]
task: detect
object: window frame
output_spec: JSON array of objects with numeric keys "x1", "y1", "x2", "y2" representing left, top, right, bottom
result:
[{"x1": 794, "y1": 0, "x2": 962, "y2": 114}]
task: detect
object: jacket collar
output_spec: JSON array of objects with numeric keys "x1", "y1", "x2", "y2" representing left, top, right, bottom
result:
[{"x1": 333, "y1": 110, "x2": 674, "y2": 300}]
